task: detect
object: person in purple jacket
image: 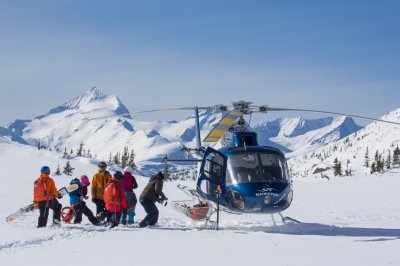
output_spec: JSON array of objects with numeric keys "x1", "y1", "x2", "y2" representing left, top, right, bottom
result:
[{"x1": 120, "y1": 165, "x2": 138, "y2": 225}]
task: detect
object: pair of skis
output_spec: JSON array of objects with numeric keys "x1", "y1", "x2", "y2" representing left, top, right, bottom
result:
[{"x1": 5, "y1": 184, "x2": 79, "y2": 223}]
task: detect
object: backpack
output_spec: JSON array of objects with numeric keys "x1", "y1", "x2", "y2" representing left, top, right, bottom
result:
[
  {"x1": 104, "y1": 182, "x2": 121, "y2": 205},
  {"x1": 34, "y1": 179, "x2": 48, "y2": 201},
  {"x1": 68, "y1": 178, "x2": 82, "y2": 205},
  {"x1": 70, "y1": 178, "x2": 80, "y2": 186}
]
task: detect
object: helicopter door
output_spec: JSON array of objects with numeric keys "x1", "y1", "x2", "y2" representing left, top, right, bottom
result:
[{"x1": 198, "y1": 147, "x2": 226, "y2": 201}]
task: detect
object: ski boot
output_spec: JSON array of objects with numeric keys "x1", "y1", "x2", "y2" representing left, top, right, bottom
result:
[{"x1": 127, "y1": 208, "x2": 135, "y2": 225}]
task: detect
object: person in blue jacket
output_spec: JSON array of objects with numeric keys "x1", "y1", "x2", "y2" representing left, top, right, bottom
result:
[{"x1": 68, "y1": 176, "x2": 99, "y2": 225}]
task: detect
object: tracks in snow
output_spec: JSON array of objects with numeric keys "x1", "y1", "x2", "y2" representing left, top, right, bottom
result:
[{"x1": 0, "y1": 225, "x2": 109, "y2": 253}]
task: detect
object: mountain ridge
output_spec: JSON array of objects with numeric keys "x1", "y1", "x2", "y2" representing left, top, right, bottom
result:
[{"x1": 5, "y1": 88, "x2": 366, "y2": 172}]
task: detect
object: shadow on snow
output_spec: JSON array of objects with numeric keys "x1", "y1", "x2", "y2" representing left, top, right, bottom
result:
[{"x1": 233, "y1": 222, "x2": 400, "y2": 240}]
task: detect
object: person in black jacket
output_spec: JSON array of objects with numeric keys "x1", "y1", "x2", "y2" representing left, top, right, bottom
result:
[{"x1": 138, "y1": 171, "x2": 167, "y2": 227}]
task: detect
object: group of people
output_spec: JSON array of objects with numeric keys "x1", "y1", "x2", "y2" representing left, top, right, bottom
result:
[{"x1": 33, "y1": 161, "x2": 168, "y2": 228}]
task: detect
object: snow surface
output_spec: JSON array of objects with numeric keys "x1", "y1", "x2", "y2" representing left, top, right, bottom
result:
[{"x1": 0, "y1": 141, "x2": 399, "y2": 266}]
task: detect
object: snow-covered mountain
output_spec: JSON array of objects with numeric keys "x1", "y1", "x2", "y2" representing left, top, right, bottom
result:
[
  {"x1": 8, "y1": 87, "x2": 137, "y2": 156},
  {"x1": 7, "y1": 88, "x2": 225, "y2": 170},
  {"x1": 0, "y1": 125, "x2": 27, "y2": 144},
  {"x1": 253, "y1": 116, "x2": 362, "y2": 156},
  {"x1": 288, "y1": 108, "x2": 400, "y2": 178},
  {"x1": 6, "y1": 87, "x2": 368, "y2": 173}
]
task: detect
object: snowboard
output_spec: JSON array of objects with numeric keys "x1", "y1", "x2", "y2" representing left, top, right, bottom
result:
[{"x1": 6, "y1": 184, "x2": 79, "y2": 223}]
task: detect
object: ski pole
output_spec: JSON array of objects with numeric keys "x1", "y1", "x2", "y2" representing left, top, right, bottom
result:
[
  {"x1": 216, "y1": 185, "x2": 221, "y2": 231},
  {"x1": 43, "y1": 198, "x2": 50, "y2": 223}
]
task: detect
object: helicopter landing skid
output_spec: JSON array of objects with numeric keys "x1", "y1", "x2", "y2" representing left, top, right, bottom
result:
[
  {"x1": 278, "y1": 213, "x2": 301, "y2": 225},
  {"x1": 221, "y1": 207, "x2": 242, "y2": 215}
]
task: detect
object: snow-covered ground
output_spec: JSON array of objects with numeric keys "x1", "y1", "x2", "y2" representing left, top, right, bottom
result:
[{"x1": 0, "y1": 142, "x2": 399, "y2": 266}]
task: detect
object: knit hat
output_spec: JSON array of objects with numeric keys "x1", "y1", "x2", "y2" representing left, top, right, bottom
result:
[
  {"x1": 113, "y1": 171, "x2": 124, "y2": 181},
  {"x1": 157, "y1": 171, "x2": 165, "y2": 180}
]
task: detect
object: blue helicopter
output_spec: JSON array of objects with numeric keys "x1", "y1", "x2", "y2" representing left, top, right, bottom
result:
[{"x1": 137, "y1": 100, "x2": 400, "y2": 224}]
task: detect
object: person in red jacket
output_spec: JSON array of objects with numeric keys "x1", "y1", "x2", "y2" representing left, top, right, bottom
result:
[
  {"x1": 33, "y1": 166, "x2": 62, "y2": 228},
  {"x1": 103, "y1": 171, "x2": 127, "y2": 228},
  {"x1": 120, "y1": 166, "x2": 138, "y2": 225}
]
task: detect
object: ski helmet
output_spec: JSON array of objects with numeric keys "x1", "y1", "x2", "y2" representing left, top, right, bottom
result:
[
  {"x1": 79, "y1": 175, "x2": 90, "y2": 186},
  {"x1": 113, "y1": 171, "x2": 124, "y2": 181},
  {"x1": 40, "y1": 166, "x2": 50, "y2": 174},
  {"x1": 98, "y1": 161, "x2": 107, "y2": 168},
  {"x1": 124, "y1": 166, "x2": 134, "y2": 174}
]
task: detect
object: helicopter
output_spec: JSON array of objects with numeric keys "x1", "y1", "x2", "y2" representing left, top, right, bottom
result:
[{"x1": 135, "y1": 100, "x2": 400, "y2": 225}]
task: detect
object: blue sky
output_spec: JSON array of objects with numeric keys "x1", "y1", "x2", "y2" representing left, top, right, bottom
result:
[{"x1": 1, "y1": 0, "x2": 399, "y2": 125}]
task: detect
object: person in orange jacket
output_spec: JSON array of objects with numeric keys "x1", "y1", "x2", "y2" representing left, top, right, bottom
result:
[
  {"x1": 91, "y1": 161, "x2": 112, "y2": 215},
  {"x1": 33, "y1": 166, "x2": 62, "y2": 227},
  {"x1": 103, "y1": 171, "x2": 127, "y2": 228}
]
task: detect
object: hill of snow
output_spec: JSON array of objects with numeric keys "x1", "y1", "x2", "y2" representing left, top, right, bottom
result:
[
  {"x1": 289, "y1": 108, "x2": 400, "y2": 178},
  {"x1": 0, "y1": 140, "x2": 399, "y2": 266}
]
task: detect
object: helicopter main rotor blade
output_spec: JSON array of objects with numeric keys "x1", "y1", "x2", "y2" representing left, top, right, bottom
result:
[
  {"x1": 85, "y1": 113, "x2": 131, "y2": 121},
  {"x1": 203, "y1": 110, "x2": 243, "y2": 143},
  {"x1": 86, "y1": 106, "x2": 217, "y2": 121},
  {"x1": 260, "y1": 107, "x2": 400, "y2": 126},
  {"x1": 135, "y1": 106, "x2": 213, "y2": 113}
]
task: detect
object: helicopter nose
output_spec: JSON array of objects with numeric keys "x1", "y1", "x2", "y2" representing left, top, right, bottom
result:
[
  {"x1": 228, "y1": 190, "x2": 245, "y2": 210},
  {"x1": 264, "y1": 195, "x2": 273, "y2": 205}
]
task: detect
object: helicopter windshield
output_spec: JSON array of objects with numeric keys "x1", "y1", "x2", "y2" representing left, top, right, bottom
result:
[{"x1": 226, "y1": 152, "x2": 290, "y2": 185}]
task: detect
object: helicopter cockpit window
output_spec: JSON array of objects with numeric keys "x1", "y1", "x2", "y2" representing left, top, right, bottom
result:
[
  {"x1": 259, "y1": 153, "x2": 289, "y2": 182},
  {"x1": 204, "y1": 152, "x2": 224, "y2": 182},
  {"x1": 227, "y1": 153, "x2": 262, "y2": 185},
  {"x1": 226, "y1": 153, "x2": 289, "y2": 185}
]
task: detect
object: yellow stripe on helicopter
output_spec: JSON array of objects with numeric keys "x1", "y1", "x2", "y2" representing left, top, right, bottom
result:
[
  {"x1": 203, "y1": 110, "x2": 243, "y2": 142},
  {"x1": 219, "y1": 118, "x2": 235, "y2": 125}
]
